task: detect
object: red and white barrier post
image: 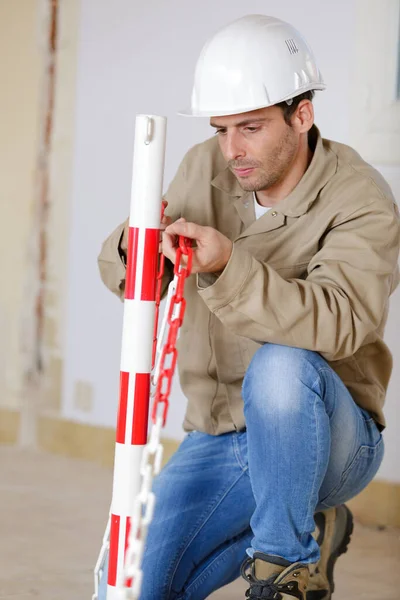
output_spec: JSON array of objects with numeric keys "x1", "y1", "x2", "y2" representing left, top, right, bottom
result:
[{"x1": 107, "y1": 115, "x2": 167, "y2": 600}]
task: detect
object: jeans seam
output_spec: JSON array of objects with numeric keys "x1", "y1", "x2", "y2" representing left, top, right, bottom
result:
[
  {"x1": 232, "y1": 434, "x2": 248, "y2": 473},
  {"x1": 320, "y1": 435, "x2": 384, "y2": 506},
  {"x1": 301, "y1": 369, "x2": 332, "y2": 545},
  {"x1": 167, "y1": 469, "x2": 249, "y2": 598},
  {"x1": 316, "y1": 367, "x2": 339, "y2": 419},
  {"x1": 178, "y1": 532, "x2": 250, "y2": 599},
  {"x1": 302, "y1": 390, "x2": 321, "y2": 537},
  {"x1": 162, "y1": 490, "x2": 225, "y2": 594},
  {"x1": 313, "y1": 366, "x2": 341, "y2": 425}
]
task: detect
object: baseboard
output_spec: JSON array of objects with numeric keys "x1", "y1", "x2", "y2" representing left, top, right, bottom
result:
[
  {"x1": 0, "y1": 407, "x2": 179, "y2": 468},
  {"x1": 348, "y1": 479, "x2": 400, "y2": 528},
  {"x1": 38, "y1": 414, "x2": 117, "y2": 467},
  {"x1": 37, "y1": 413, "x2": 179, "y2": 468},
  {"x1": 0, "y1": 407, "x2": 20, "y2": 444},
  {"x1": 1, "y1": 407, "x2": 399, "y2": 527}
]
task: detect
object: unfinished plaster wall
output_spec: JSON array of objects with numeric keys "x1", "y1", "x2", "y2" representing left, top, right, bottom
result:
[
  {"x1": 348, "y1": 0, "x2": 400, "y2": 482},
  {"x1": 0, "y1": 0, "x2": 42, "y2": 411},
  {"x1": 62, "y1": 0, "x2": 355, "y2": 433},
  {"x1": 2, "y1": 0, "x2": 398, "y2": 491},
  {"x1": 62, "y1": 0, "x2": 400, "y2": 485},
  {"x1": 39, "y1": 0, "x2": 80, "y2": 415},
  {"x1": 0, "y1": 0, "x2": 80, "y2": 446}
]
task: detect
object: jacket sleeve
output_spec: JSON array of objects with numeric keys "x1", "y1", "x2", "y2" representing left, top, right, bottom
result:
[
  {"x1": 197, "y1": 199, "x2": 400, "y2": 361},
  {"x1": 97, "y1": 156, "x2": 187, "y2": 300}
]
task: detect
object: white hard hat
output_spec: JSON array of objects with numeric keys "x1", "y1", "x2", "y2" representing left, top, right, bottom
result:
[{"x1": 180, "y1": 15, "x2": 325, "y2": 117}]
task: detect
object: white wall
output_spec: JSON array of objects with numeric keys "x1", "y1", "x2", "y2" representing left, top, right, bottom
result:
[
  {"x1": 62, "y1": 0, "x2": 400, "y2": 479},
  {"x1": 372, "y1": 166, "x2": 400, "y2": 481}
]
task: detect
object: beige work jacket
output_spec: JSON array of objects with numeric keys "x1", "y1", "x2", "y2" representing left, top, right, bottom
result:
[{"x1": 98, "y1": 126, "x2": 400, "y2": 433}]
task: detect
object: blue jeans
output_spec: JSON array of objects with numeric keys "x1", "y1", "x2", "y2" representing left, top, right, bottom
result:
[{"x1": 99, "y1": 344, "x2": 383, "y2": 599}]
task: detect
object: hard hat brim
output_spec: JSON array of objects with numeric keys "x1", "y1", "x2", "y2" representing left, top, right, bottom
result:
[{"x1": 178, "y1": 84, "x2": 326, "y2": 118}]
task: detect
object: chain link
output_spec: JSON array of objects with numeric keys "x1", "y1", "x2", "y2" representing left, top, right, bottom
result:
[
  {"x1": 151, "y1": 237, "x2": 192, "y2": 426},
  {"x1": 92, "y1": 513, "x2": 111, "y2": 600},
  {"x1": 93, "y1": 234, "x2": 192, "y2": 600},
  {"x1": 152, "y1": 272, "x2": 177, "y2": 388},
  {"x1": 123, "y1": 235, "x2": 193, "y2": 599},
  {"x1": 152, "y1": 201, "x2": 168, "y2": 370}
]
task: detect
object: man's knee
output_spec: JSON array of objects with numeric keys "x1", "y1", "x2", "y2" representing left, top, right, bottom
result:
[{"x1": 242, "y1": 344, "x2": 326, "y2": 415}]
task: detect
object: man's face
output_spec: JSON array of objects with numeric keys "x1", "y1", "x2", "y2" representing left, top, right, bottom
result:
[{"x1": 210, "y1": 106, "x2": 299, "y2": 192}]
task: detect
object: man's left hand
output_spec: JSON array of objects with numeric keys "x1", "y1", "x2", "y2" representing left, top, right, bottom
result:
[{"x1": 163, "y1": 219, "x2": 233, "y2": 274}]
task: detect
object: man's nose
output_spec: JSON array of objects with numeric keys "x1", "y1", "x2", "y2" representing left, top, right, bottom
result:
[{"x1": 223, "y1": 131, "x2": 246, "y2": 162}]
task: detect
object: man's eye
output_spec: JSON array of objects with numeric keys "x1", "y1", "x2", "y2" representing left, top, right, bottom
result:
[
  {"x1": 245, "y1": 127, "x2": 259, "y2": 133},
  {"x1": 215, "y1": 129, "x2": 226, "y2": 135}
]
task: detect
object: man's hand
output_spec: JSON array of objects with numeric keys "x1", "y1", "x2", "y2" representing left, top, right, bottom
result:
[
  {"x1": 120, "y1": 199, "x2": 171, "y2": 254},
  {"x1": 163, "y1": 219, "x2": 233, "y2": 274}
]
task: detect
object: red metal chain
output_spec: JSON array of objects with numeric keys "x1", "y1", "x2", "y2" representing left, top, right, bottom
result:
[
  {"x1": 152, "y1": 228, "x2": 192, "y2": 426},
  {"x1": 152, "y1": 202, "x2": 167, "y2": 368},
  {"x1": 152, "y1": 256, "x2": 165, "y2": 369}
]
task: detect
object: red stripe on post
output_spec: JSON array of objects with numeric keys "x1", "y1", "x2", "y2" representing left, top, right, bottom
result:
[
  {"x1": 108, "y1": 514, "x2": 120, "y2": 586},
  {"x1": 131, "y1": 373, "x2": 150, "y2": 444},
  {"x1": 141, "y1": 228, "x2": 159, "y2": 301},
  {"x1": 125, "y1": 227, "x2": 139, "y2": 299},
  {"x1": 124, "y1": 516, "x2": 133, "y2": 588},
  {"x1": 116, "y1": 371, "x2": 129, "y2": 443}
]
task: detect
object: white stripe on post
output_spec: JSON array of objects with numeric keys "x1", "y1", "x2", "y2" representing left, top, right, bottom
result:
[
  {"x1": 112, "y1": 444, "x2": 143, "y2": 515},
  {"x1": 120, "y1": 301, "x2": 155, "y2": 374},
  {"x1": 107, "y1": 115, "x2": 167, "y2": 600},
  {"x1": 106, "y1": 584, "x2": 128, "y2": 600}
]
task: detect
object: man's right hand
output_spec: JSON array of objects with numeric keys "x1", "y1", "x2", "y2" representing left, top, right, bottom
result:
[{"x1": 120, "y1": 199, "x2": 172, "y2": 255}]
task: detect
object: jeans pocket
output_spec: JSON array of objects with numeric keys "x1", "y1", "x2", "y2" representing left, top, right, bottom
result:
[{"x1": 319, "y1": 436, "x2": 384, "y2": 507}]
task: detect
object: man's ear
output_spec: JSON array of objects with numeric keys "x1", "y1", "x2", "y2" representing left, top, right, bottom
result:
[{"x1": 292, "y1": 100, "x2": 314, "y2": 134}]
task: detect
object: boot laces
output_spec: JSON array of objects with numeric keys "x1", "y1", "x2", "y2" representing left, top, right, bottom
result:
[{"x1": 241, "y1": 557, "x2": 283, "y2": 599}]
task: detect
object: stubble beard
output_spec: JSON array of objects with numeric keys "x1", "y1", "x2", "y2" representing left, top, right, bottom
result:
[
  {"x1": 230, "y1": 128, "x2": 298, "y2": 193},
  {"x1": 237, "y1": 169, "x2": 283, "y2": 192}
]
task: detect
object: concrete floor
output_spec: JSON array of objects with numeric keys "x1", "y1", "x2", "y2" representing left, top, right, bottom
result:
[{"x1": 0, "y1": 445, "x2": 399, "y2": 600}]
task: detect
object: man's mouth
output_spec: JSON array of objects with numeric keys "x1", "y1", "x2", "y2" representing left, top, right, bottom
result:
[{"x1": 233, "y1": 167, "x2": 255, "y2": 176}]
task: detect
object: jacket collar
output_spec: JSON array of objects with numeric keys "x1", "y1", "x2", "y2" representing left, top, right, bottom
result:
[{"x1": 211, "y1": 125, "x2": 338, "y2": 218}]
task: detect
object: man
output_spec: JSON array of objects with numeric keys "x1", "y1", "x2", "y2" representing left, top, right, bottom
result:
[{"x1": 98, "y1": 15, "x2": 400, "y2": 600}]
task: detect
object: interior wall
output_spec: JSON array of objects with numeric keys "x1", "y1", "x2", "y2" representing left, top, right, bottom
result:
[
  {"x1": 62, "y1": 0, "x2": 355, "y2": 429},
  {"x1": 40, "y1": 0, "x2": 81, "y2": 413},
  {"x1": 370, "y1": 166, "x2": 400, "y2": 481},
  {"x1": 0, "y1": 0, "x2": 42, "y2": 410},
  {"x1": 60, "y1": 0, "x2": 400, "y2": 481}
]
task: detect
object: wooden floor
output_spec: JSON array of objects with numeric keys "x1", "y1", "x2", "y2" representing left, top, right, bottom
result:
[{"x1": 0, "y1": 445, "x2": 399, "y2": 599}]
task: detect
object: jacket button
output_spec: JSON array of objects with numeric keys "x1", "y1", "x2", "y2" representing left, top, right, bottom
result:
[{"x1": 271, "y1": 211, "x2": 278, "y2": 217}]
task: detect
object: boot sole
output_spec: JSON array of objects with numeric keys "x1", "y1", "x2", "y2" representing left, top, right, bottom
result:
[
  {"x1": 307, "y1": 505, "x2": 354, "y2": 600},
  {"x1": 327, "y1": 505, "x2": 354, "y2": 595}
]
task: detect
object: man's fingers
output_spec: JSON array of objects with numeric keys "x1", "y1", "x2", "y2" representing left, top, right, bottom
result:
[
  {"x1": 165, "y1": 220, "x2": 203, "y2": 241},
  {"x1": 162, "y1": 218, "x2": 193, "y2": 262},
  {"x1": 161, "y1": 216, "x2": 185, "y2": 232},
  {"x1": 160, "y1": 216, "x2": 172, "y2": 231},
  {"x1": 121, "y1": 219, "x2": 130, "y2": 253},
  {"x1": 162, "y1": 230, "x2": 178, "y2": 263}
]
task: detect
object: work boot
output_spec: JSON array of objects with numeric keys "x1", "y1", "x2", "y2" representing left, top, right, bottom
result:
[
  {"x1": 307, "y1": 504, "x2": 354, "y2": 600},
  {"x1": 241, "y1": 554, "x2": 310, "y2": 599}
]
